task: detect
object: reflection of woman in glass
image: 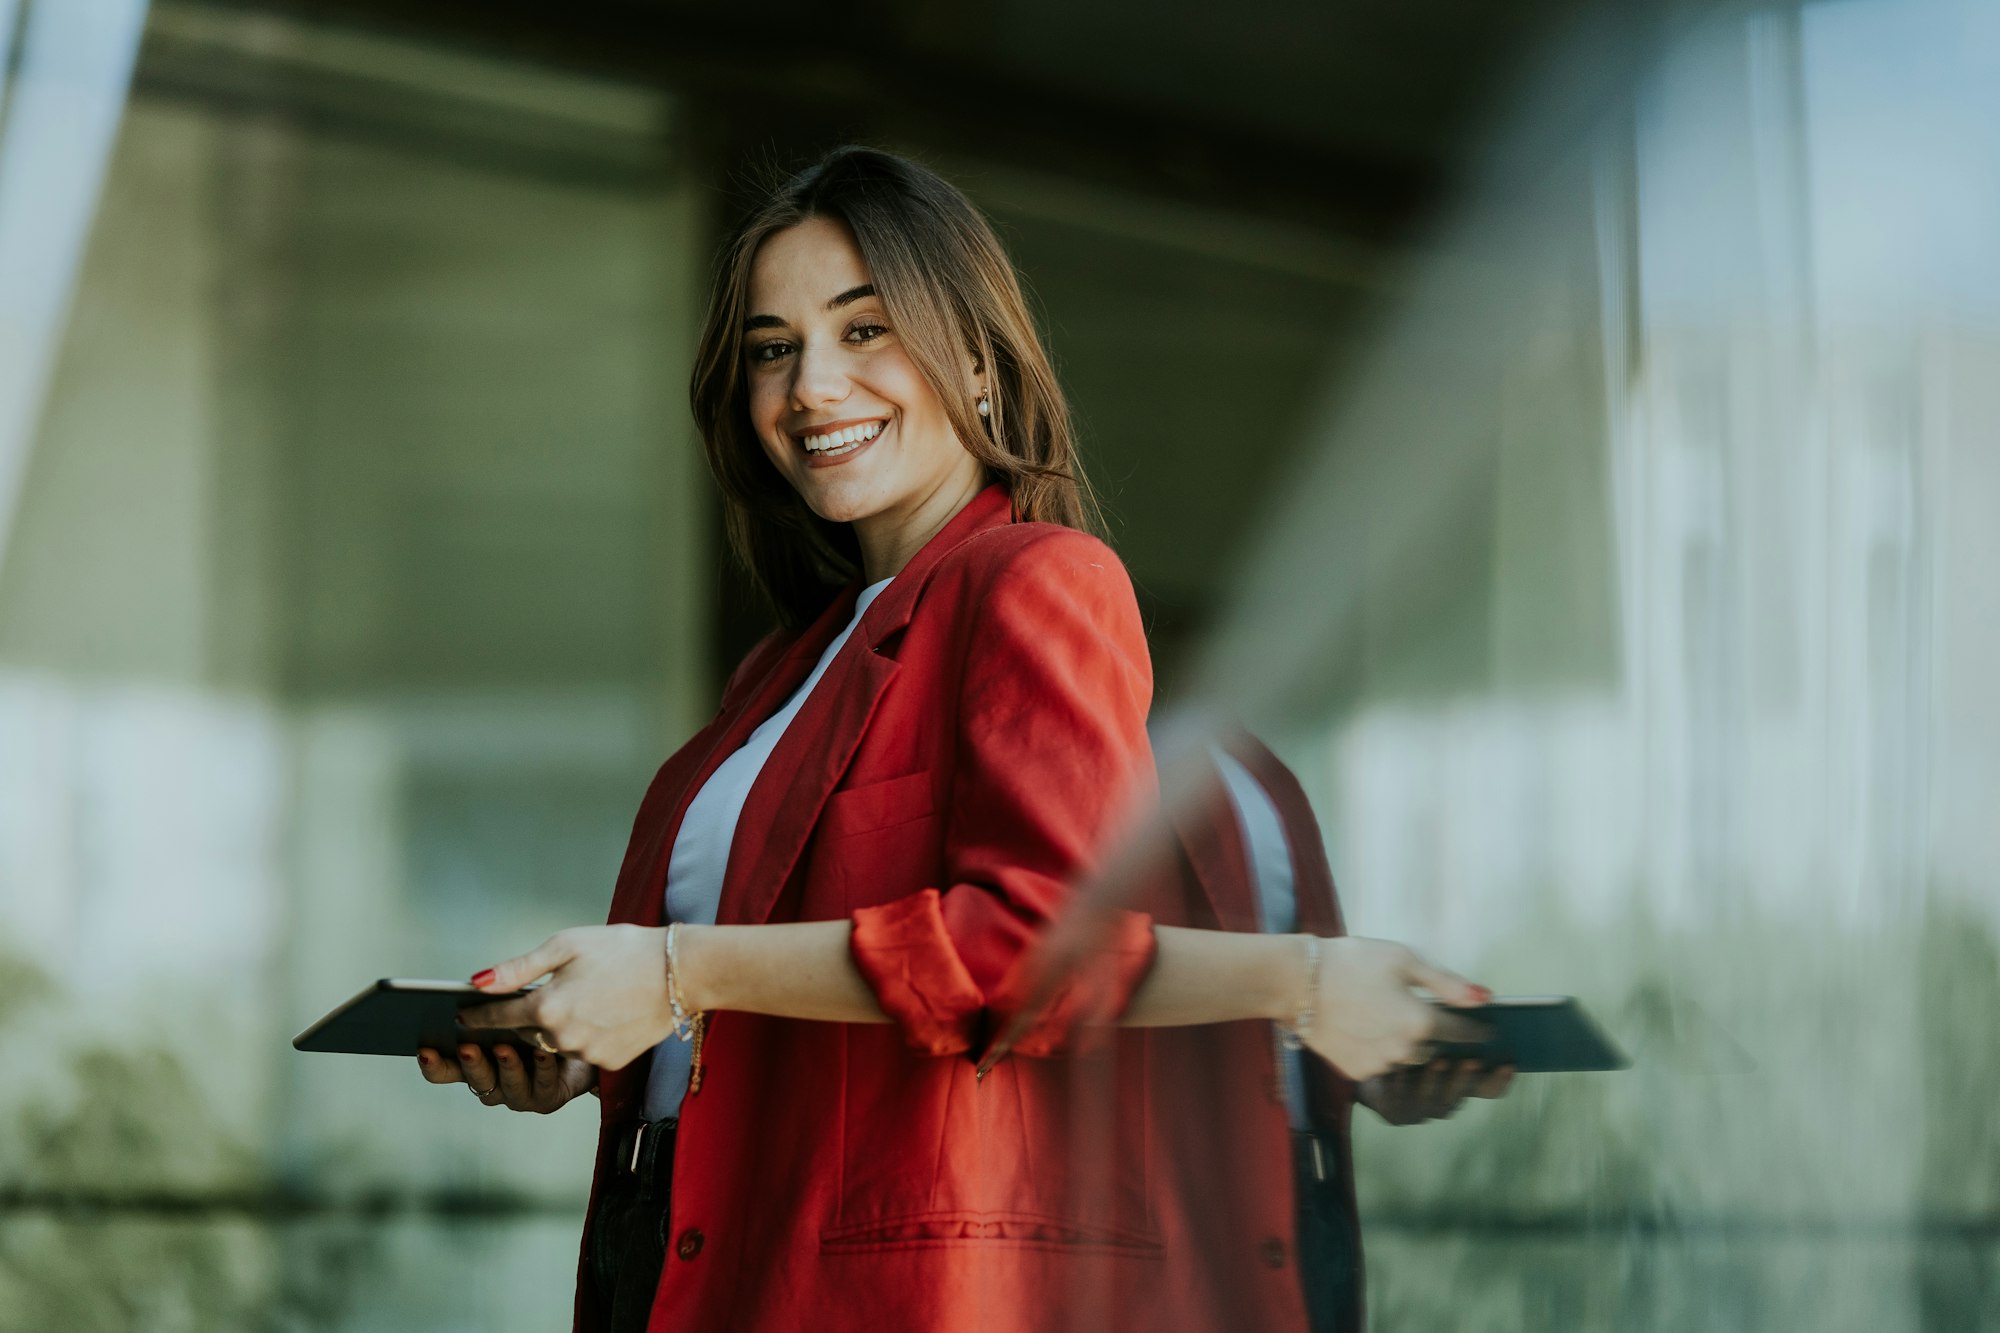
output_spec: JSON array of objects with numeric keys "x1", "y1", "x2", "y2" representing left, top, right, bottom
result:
[
  {"x1": 1158, "y1": 736, "x2": 1514, "y2": 1333},
  {"x1": 413, "y1": 147, "x2": 1486, "y2": 1333}
]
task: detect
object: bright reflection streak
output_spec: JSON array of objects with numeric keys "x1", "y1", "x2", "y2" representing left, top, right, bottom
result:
[{"x1": 0, "y1": 0, "x2": 149, "y2": 570}]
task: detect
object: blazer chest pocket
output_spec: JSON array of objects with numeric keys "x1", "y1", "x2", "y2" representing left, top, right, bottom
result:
[{"x1": 819, "y1": 771, "x2": 935, "y2": 840}]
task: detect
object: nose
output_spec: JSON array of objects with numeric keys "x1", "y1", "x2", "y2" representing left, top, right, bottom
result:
[{"x1": 789, "y1": 340, "x2": 850, "y2": 413}]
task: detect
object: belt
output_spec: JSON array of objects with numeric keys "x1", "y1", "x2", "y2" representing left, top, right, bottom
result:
[{"x1": 612, "y1": 1116, "x2": 678, "y2": 1181}]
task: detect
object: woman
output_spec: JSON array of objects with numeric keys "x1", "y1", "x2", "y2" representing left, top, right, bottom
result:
[
  {"x1": 416, "y1": 146, "x2": 1484, "y2": 1333},
  {"x1": 1150, "y1": 734, "x2": 1513, "y2": 1333}
]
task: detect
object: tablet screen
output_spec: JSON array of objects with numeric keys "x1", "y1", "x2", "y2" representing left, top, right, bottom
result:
[
  {"x1": 293, "y1": 979, "x2": 535, "y2": 1058},
  {"x1": 1430, "y1": 995, "x2": 1629, "y2": 1072}
]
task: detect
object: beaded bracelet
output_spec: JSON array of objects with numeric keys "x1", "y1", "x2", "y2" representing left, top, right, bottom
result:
[{"x1": 1280, "y1": 934, "x2": 1322, "y2": 1052}]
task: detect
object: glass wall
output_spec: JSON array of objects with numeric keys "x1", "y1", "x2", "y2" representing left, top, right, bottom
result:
[
  {"x1": 1183, "y1": 1, "x2": 2000, "y2": 1327},
  {"x1": 0, "y1": 5, "x2": 708, "y2": 1328},
  {"x1": 4, "y1": 0, "x2": 1997, "y2": 1329}
]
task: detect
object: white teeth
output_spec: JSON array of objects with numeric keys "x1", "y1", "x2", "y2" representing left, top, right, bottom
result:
[{"x1": 801, "y1": 421, "x2": 885, "y2": 454}]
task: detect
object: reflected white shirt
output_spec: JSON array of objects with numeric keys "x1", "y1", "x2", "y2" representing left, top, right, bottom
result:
[{"x1": 1212, "y1": 748, "x2": 1312, "y2": 1132}]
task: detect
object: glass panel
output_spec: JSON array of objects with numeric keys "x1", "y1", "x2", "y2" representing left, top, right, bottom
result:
[{"x1": 0, "y1": 7, "x2": 706, "y2": 1328}]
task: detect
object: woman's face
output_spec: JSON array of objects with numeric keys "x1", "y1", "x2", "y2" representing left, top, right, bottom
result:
[{"x1": 742, "y1": 217, "x2": 986, "y2": 560}]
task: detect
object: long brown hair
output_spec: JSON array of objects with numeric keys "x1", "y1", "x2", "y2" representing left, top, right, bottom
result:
[{"x1": 690, "y1": 146, "x2": 1102, "y2": 628}]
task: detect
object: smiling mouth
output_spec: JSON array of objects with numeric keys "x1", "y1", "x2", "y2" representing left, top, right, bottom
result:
[{"x1": 797, "y1": 419, "x2": 886, "y2": 458}]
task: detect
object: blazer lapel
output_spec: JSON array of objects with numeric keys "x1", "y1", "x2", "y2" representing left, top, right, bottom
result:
[
  {"x1": 1169, "y1": 764, "x2": 1259, "y2": 932},
  {"x1": 603, "y1": 718, "x2": 728, "y2": 929},
  {"x1": 1227, "y1": 733, "x2": 1345, "y2": 936},
  {"x1": 718, "y1": 641, "x2": 898, "y2": 926},
  {"x1": 611, "y1": 593, "x2": 858, "y2": 930},
  {"x1": 718, "y1": 483, "x2": 1017, "y2": 927}
]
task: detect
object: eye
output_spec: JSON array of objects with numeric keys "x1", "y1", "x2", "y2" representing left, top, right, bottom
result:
[
  {"x1": 845, "y1": 321, "x2": 889, "y2": 345},
  {"x1": 748, "y1": 340, "x2": 794, "y2": 365}
]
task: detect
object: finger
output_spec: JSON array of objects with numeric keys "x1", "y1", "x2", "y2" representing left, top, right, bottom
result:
[
  {"x1": 472, "y1": 934, "x2": 579, "y2": 994},
  {"x1": 1424, "y1": 1056, "x2": 1488, "y2": 1112},
  {"x1": 1475, "y1": 1065, "x2": 1517, "y2": 1099},
  {"x1": 417, "y1": 1048, "x2": 464, "y2": 1085},
  {"x1": 1408, "y1": 1056, "x2": 1456, "y2": 1112},
  {"x1": 1446, "y1": 1058, "x2": 1484, "y2": 1104},
  {"x1": 1376, "y1": 1068, "x2": 1415, "y2": 1097},
  {"x1": 531, "y1": 1048, "x2": 562, "y2": 1102},
  {"x1": 1401, "y1": 955, "x2": 1489, "y2": 1008},
  {"x1": 458, "y1": 1044, "x2": 499, "y2": 1097},
  {"x1": 493, "y1": 1044, "x2": 533, "y2": 1106},
  {"x1": 1425, "y1": 1059, "x2": 1480, "y2": 1118},
  {"x1": 459, "y1": 997, "x2": 538, "y2": 1031},
  {"x1": 561, "y1": 1057, "x2": 600, "y2": 1101},
  {"x1": 1372, "y1": 1070, "x2": 1424, "y2": 1125}
]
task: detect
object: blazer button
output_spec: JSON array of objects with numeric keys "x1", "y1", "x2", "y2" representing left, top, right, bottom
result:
[
  {"x1": 1259, "y1": 1237, "x2": 1287, "y2": 1269},
  {"x1": 677, "y1": 1228, "x2": 705, "y2": 1260}
]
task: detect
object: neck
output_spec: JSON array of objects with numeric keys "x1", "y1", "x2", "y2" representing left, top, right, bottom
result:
[{"x1": 853, "y1": 465, "x2": 989, "y2": 583}]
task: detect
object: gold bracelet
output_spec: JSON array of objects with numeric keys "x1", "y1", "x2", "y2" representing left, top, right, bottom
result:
[
  {"x1": 665, "y1": 923, "x2": 708, "y2": 1095},
  {"x1": 1281, "y1": 934, "x2": 1321, "y2": 1052},
  {"x1": 664, "y1": 922, "x2": 697, "y2": 1041}
]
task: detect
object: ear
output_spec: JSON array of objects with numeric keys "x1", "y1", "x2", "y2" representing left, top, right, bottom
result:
[{"x1": 964, "y1": 346, "x2": 989, "y2": 408}]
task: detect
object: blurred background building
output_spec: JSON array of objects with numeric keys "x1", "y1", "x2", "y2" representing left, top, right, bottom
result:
[{"x1": 1, "y1": 0, "x2": 1995, "y2": 1329}]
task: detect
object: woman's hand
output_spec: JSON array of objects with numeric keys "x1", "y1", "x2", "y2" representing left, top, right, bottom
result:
[
  {"x1": 1298, "y1": 936, "x2": 1491, "y2": 1083},
  {"x1": 416, "y1": 1042, "x2": 598, "y2": 1113},
  {"x1": 1359, "y1": 1058, "x2": 1515, "y2": 1125},
  {"x1": 456, "y1": 924, "x2": 676, "y2": 1072}
]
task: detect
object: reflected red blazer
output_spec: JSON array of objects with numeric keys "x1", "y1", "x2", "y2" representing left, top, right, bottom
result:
[
  {"x1": 578, "y1": 485, "x2": 1165, "y2": 1332},
  {"x1": 1149, "y1": 736, "x2": 1364, "y2": 1333}
]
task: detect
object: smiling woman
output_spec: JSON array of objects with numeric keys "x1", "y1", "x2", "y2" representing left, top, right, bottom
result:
[
  {"x1": 737, "y1": 217, "x2": 990, "y2": 583},
  {"x1": 690, "y1": 148, "x2": 1098, "y2": 626},
  {"x1": 412, "y1": 146, "x2": 1481, "y2": 1333}
]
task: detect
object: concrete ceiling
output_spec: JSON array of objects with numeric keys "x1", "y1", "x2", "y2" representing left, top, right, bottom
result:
[
  {"x1": 190, "y1": 0, "x2": 1619, "y2": 241},
  {"x1": 150, "y1": 0, "x2": 1658, "y2": 688}
]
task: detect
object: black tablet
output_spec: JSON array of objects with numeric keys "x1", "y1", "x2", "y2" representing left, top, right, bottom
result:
[
  {"x1": 1429, "y1": 995, "x2": 1628, "y2": 1072},
  {"x1": 292, "y1": 979, "x2": 535, "y2": 1058}
]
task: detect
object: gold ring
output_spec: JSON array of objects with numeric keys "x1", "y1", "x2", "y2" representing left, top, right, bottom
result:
[
  {"x1": 467, "y1": 1081, "x2": 498, "y2": 1098},
  {"x1": 527, "y1": 1030, "x2": 558, "y2": 1056}
]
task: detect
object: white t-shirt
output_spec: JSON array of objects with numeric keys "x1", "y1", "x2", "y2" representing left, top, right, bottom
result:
[
  {"x1": 643, "y1": 578, "x2": 893, "y2": 1120},
  {"x1": 1212, "y1": 748, "x2": 1312, "y2": 1132}
]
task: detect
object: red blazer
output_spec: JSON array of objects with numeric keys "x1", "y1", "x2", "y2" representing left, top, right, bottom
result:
[
  {"x1": 1146, "y1": 735, "x2": 1364, "y2": 1333},
  {"x1": 580, "y1": 485, "x2": 1165, "y2": 1332}
]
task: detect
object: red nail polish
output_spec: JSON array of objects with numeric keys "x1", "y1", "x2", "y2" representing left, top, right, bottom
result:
[
  {"x1": 1470, "y1": 986, "x2": 1493, "y2": 1004},
  {"x1": 470, "y1": 969, "x2": 496, "y2": 988}
]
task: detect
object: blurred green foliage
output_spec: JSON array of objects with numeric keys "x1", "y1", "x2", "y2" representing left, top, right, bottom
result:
[{"x1": 0, "y1": 952, "x2": 381, "y2": 1332}]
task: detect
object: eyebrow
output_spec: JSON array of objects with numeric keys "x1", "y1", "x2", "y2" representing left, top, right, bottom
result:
[{"x1": 741, "y1": 283, "x2": 878, "y2": 333}]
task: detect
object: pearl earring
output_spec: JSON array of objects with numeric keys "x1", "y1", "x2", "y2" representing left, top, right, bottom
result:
[{"x1": 976, "y1": 395, "x2": 990, "y2": 418}]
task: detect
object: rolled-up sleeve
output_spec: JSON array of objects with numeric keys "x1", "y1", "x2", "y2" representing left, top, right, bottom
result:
[{"x1": 849, "y1": 528, "x2": 1158, "y2": 1059}]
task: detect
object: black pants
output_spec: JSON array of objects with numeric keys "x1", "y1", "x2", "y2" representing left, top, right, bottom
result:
[
  {"x1": 587, "y1": 1118, "x2": 677, "y2": 1333},
  {"x1": 1294, "y1": 1132, "x2": 1360, "y2": 1333}
]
